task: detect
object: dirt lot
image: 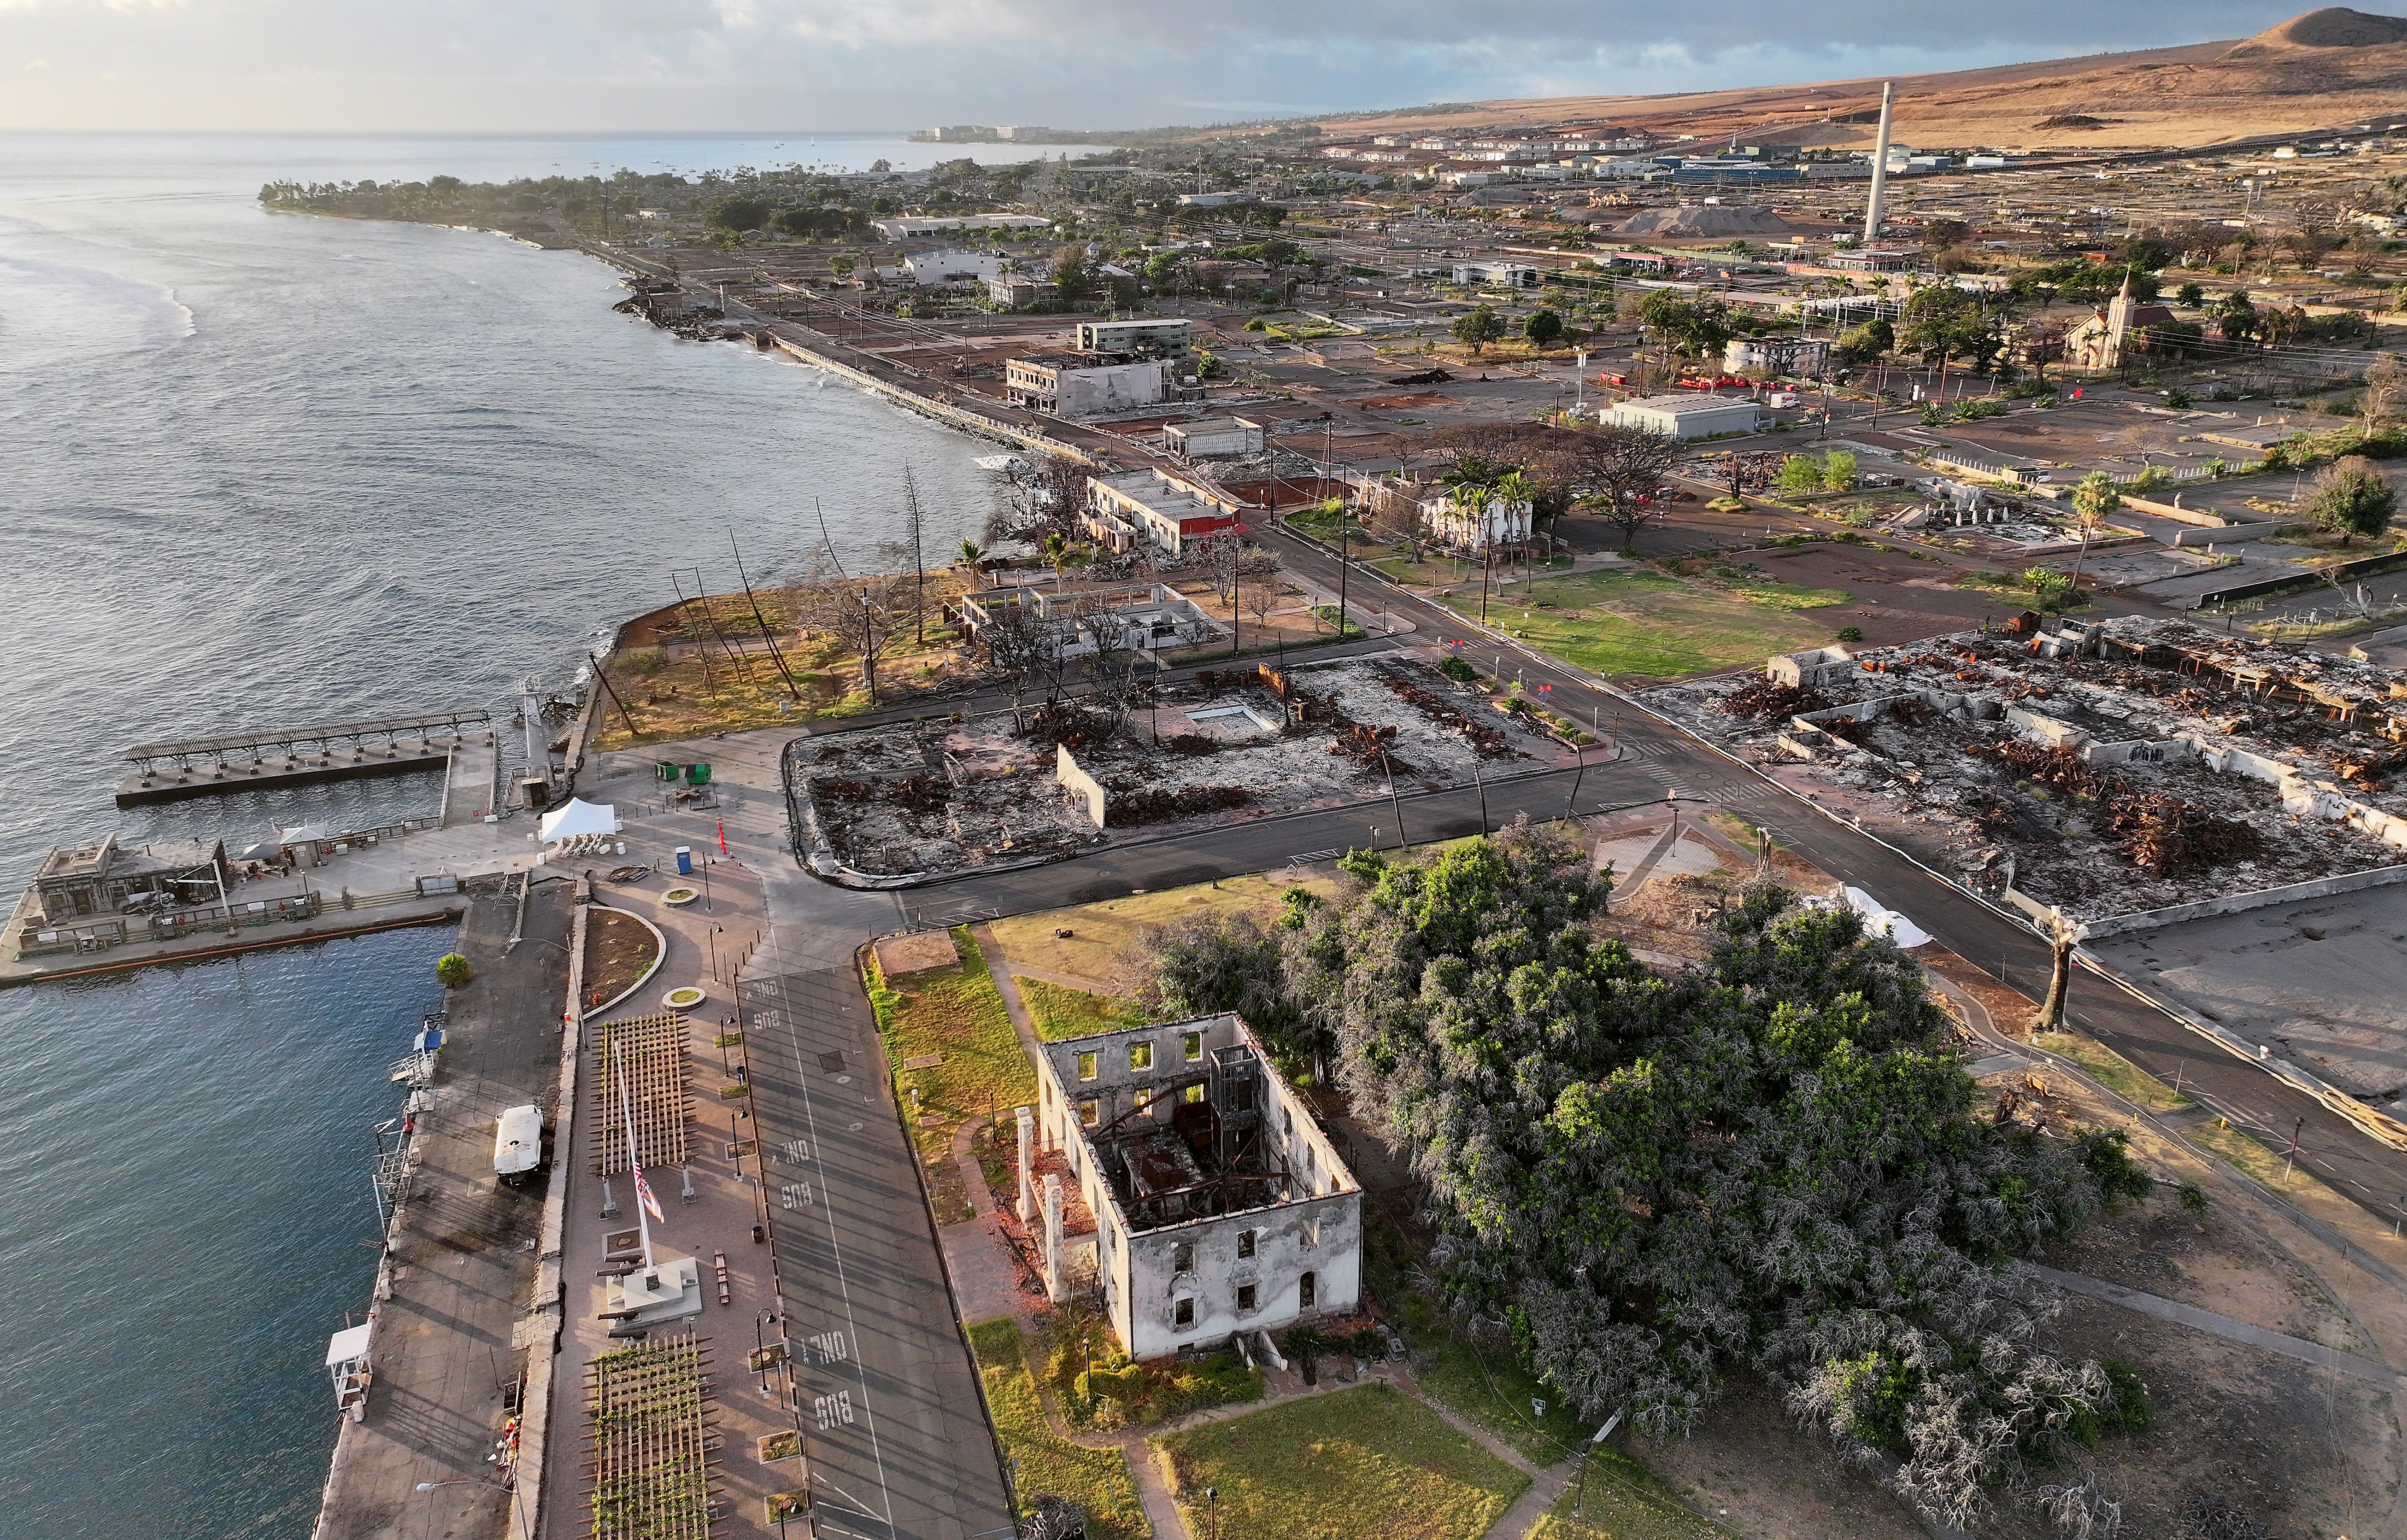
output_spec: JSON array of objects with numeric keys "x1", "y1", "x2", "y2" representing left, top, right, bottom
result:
[
  {"x1": 582, "y1": 904, "x2": 661, "y2": 1009},
  {"x1": 1748, "y1": 541, "x2": 2010, "y2": 646},
  {"x1": 802, "y1": 654, "x2": 1575, "y2": 877}
]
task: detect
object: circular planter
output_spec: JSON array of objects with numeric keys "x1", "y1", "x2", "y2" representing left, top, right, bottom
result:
[
  {"x1": 662, "y1": 887, "x2": 700, "y2": 907},
  {"x1": 663, "y1": 985, "x2": 706, "y2": 1011}
]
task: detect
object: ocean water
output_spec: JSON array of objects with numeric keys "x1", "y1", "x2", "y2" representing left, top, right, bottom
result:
[{"x1": 0, "y1": 131, "x2": 1041, "y2": 1536}]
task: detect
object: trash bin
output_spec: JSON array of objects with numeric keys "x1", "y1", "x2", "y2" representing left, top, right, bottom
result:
[
  {"x1": 675, "y1": 846, "x2": 693, "y2": 876},
  {"x1": 685, "y1": 763, "x2": 712, "y2": 786},
  {"x1": 656, "y1": 761, "x2": 681, "y2": 782}
]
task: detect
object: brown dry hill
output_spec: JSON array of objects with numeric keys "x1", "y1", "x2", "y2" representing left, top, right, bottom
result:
[{"x1": 1325, "y1": 8, "x2": 2407, "y2": 152}]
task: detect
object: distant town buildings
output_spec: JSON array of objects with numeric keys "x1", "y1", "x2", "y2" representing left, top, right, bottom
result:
[{"x1": 868, "y1": 213, "x2": 1055, "y2": 242}]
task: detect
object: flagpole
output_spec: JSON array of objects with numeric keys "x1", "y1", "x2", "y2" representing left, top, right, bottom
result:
[{"x1": 611, "y1": 1035, "x2": 656, "y2": 1271}]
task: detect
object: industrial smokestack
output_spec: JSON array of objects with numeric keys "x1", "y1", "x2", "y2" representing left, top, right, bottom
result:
[{"x1": 1864, "y1": 81, "x2": 1896, "y2": 242}]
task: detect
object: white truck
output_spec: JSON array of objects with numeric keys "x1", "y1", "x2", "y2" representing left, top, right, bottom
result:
[{"x1": 494, "y1": 1104, "x2": 545, "y2": 1182}]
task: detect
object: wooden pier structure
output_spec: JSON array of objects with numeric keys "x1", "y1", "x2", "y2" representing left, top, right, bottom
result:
[{"x1": 115, "y1": 709, "x2": 494, "y2": 808}]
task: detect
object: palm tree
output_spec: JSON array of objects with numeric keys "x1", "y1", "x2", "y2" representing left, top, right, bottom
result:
[
  {"x1": 957, "y1": 539, "x2": 987, "y2": 582},
  {"x1": 1041, "y1": 531, "x2": 1071, "y2": 590}
]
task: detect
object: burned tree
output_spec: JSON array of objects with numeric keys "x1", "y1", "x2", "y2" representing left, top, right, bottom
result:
[
  {"x1": 1577, "y1": 422, "x2": 1681, "y2": 551},
  {"x1": 790, "y1": 567, "x2": 914, "y2": 707}
]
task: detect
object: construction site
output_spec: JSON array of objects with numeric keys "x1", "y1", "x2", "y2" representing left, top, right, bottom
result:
[
  {"x1": 1646, "y1": 615, "x2": 2407, "y2": 924},
  {"x1": 787, "y1": 653, "x2": 1574, "y2": 880}
]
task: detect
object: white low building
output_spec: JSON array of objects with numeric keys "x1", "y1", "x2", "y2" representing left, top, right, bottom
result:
[
  {"x1": 1603, "y1": 393, "x2": 1762, "y2": 440},
  {"x1": 1083, "y1": 468, "x2": 1244, "y2": 555},
  {"x1": 1163, "y1": 417, "x2": 1265, "y2": 462},
  {"x1": 1030, "y1": 1013, "x2": 1362, "y2": 1359},
  {"x1": 1417, "y1": 489, "x2": 1533, "y2": 552},
  {"x1": 1724, "y1": 336, "x2": 1831, "y2": 378}
]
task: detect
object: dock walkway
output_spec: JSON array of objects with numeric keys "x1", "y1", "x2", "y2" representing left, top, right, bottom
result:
[
  {"x1": 116, "y1": 710, "x2": 497, "y2": 809},
  {"x1": 311, "y1": 882, "x2": 573, "y2": 1540}
]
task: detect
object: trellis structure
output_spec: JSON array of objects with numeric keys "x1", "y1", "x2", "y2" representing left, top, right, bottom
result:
[
  {"x1": 593, "y1": 1013, "x2": 693, "y2": 1175},
  {"x1": 583, "y1": 1333, "x2": 721, "y2": 1540}
]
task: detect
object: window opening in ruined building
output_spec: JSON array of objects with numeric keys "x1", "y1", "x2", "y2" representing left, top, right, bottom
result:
[
  {"x1": 1299, "y1": 1271, "x2": 1316, "y2": 1308},
  {"x1": 1182, "y1": 1031, "x2": 1203, "y2": 1062},
  {"x1": 1182, "y1": 1083, "x2": 1204, "y2": 1104},
  {"x1": 1077, "y1": 1050, "x2": 1098, "y2": 1082},
  {"x1": 1237, "y1": 1283, "x2": 1257, "y2": 1314},
  {"x1": 1237, "y1": 1229, "x2": 1255, "y2": 1259},
  {"x1": 1134, "y1": 1085, "x2": 1154, "y2": 1117},
  {"x1": 1173, "y1": 1241, "x2": 1194, "y2": 1272},
  {"x1": 1174, "y1": 1297, "x2": 1194, "y2": 1329},
  {"x1": 1128, "y1": 1040, "x2": 1155, "y2": 1072},
  {"x1": 1080, "y1": 1098, "x2": 1101, "y2": 1128},
  {"x1": 1303, "y1": 1220, "x2": 1319, "y2": 1250}
]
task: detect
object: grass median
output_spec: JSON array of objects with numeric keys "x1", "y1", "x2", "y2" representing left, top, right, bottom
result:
[
  {"x1": 968, "y1": 1318, "x2": 1150, "y2": 1540},
  {"x1": 1154, "y1": 1382, "x2": 1527, "y2": 1540}
]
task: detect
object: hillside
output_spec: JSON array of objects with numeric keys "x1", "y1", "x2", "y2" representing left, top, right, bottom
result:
[{"x1": 1321, "y1": 8, "x2": 2407, "y2": 152}]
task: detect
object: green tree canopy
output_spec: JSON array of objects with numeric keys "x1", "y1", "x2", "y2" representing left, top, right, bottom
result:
[
  {"x1": 705, "y1": 194, "x2": 772, "y2": 231},
  {"x1": 1280, "y1": 823, "x2": 2149, "y2": 1534},
  {"x1": 1452, "y1": 304, "x2": 1508, "y2": 354},
  {"x1": 1832, "y1": 318, "x2": 1894, "y2": 368},
  {"x1": 1633, "y1": 291, "x2": 1734, "y2": 362},
  {"x1": 2309, "y1": 456, "x2": 2397, "y2": 544},
  {"x1": 1523, "y1": 308, "x2": 1568, "y2": 348}
]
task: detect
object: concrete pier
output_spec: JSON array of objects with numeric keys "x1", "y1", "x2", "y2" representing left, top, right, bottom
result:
[
  {"x1": 114, "y1": 710, "x2": 494, "y2": 808},
  {"x1": 310, "y1": 881, "x2": 573, "y2": 1540}
]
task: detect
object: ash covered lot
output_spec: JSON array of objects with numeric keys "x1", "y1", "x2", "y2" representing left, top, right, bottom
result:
[
  {"x1": 1645, "y1": 615, "x2": 2407, "y2": 922},
  {"x1": 794, "y1": 654, "x2": 1577, "y2": 878}
]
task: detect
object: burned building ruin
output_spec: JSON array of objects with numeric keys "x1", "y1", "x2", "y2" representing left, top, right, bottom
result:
[{"x1": 1030, "y1": 1013, "x2": 1361, "y2": 1359}]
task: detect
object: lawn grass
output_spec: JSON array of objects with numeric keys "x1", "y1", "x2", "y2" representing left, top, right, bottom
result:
[
  {"x1": 1154, "y1": 1383, "x2": 1528, "y2": 1540},
  {"x1": 869, "y1": 927, "x2": 1033, "y2": 1157},
  {"x1": 968, "y1": 1318, "x2": 1151, "y2": 1540},
  {"x1": 986, "y1": 870, "x2": 1348, "y2": 1000},
  {"x1": 1438, "y1": 568, "x2": 1843, "y2": 681},
  {"x1": 1531, "y1": 1449, "x2": 1727, "y2": 1540},
  {"x1": 2189, "y1": 1121, "x2": 2316, "y2": 1195},
  {"x1": 2033, "y1": 1031, "x2": 2191, "y2": 1116},
  {"x1": 1019, "y1": 977, "x2": 1145, "y2": 1042}
]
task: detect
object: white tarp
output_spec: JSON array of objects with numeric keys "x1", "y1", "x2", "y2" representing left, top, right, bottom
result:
[
  {"x1": 539, "y1": 799, "x2": 620, "y2": 843},
  {"x1": 325, "y1": 1323, "x2": 373, "y2": 1367},
  {"x1": 1842, "y1": 886, "x2": 1931, "y2": 949},
  {"x1": 276, "y1": 824, "x2": 332, "y2": 846}
]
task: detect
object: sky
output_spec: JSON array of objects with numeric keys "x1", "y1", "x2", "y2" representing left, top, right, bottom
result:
[{"x1": 0, "y1": 1, "x2": 2335, "y2": 133}]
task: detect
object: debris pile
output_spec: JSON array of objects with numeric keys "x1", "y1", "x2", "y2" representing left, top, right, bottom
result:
[
  {"x1": 797, "y1": 655, "x2": 1571, "y2": 878},
  {"x1": 1645, "y1": 616, "x2": 2407, "y2": 920}
]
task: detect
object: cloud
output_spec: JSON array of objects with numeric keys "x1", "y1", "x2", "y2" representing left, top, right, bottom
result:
[{"x1": 0, "y1": 0, "x2": 2317, "y2": 130}]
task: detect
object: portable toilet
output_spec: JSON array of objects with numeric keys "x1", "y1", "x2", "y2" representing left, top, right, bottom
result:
[
  {"x1": 494, "y1": 1104, "x2": 544, "y2": 1181},
  {"x1": 675, "y1": 846, "x2": 693, "y2": 876}
]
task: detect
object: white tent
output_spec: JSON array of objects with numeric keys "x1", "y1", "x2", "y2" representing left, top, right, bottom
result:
[
  {"x1": 539, "y1": 799, "x2": 620, "y2": 843},
  {"x1": 1841, "y1": 886, "x2": 1931, "y2": 949}
]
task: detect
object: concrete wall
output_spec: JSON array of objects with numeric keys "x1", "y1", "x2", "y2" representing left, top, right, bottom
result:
[
  {"x1": 1055, "y1": 744, "x2": 1107, "y2": 828},
  {"x1": 1056, "y1": 359, "x2": 1174, "y2": 420},
  {"x1": 2078, "y1": 862, "x2": 2407, "y2": 939}
]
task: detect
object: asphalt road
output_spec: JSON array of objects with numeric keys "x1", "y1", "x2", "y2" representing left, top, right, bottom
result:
[
  {"x1": 898, "y1": 523, "x2": 2407, "y2": 1236},
  {"x1": 739, "y1": 955, "x2": 1015, "y2": 1540}
]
